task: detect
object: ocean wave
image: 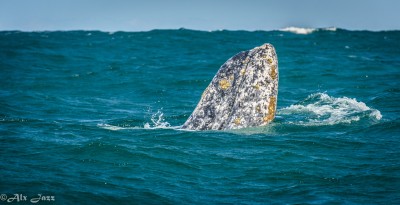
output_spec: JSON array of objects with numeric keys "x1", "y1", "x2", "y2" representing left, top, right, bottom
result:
[
  {"x1": 279, "y1": 27, "x2": 337, "y2": 35},
  {"x1": 278, "y1": 93, "x2": 382, "y2": 126}
]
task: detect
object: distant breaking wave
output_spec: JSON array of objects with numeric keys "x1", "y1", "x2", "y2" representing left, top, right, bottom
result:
[{"x1": 279, "y1": 27, "x2": 337, "y2": 34}]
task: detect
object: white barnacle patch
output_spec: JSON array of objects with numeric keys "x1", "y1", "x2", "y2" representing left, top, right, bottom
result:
[{"x1": 256, "y1": 105, "x2": 261, "y2": 113}]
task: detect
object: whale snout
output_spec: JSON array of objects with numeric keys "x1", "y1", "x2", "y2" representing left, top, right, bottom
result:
[{"x1": 182, "y1": 43, "x2": 279, "y2": 130}]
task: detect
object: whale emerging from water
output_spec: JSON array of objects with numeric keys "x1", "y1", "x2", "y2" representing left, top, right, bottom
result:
[{"x1": 182, "y1": 43, "x2": 278, "y2": 130}]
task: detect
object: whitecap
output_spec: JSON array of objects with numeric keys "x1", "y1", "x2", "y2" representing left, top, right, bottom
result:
[
  {"x1": 279, "y1": 27, "x2": 337, "y2": 35},
  {"x1": 322, "y1": 27, "x2": 337, "y2": 31},
  {"x1": 279, "y1": 27, "x2": 316, "y2": 35}
]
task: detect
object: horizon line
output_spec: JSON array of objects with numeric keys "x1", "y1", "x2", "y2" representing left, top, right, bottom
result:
[{"x1": 1, "y1": 26, "x2": 399, "y2": 33}]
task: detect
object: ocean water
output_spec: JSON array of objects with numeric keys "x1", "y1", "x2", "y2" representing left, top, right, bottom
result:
[{"x1": 0, "y1": 28, "x2": 399, "y2": 204}]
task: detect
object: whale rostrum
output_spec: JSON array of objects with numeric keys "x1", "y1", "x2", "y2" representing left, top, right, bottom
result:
[{"x1": 182, "y1": 43, "x2": 279, "y2": 130}]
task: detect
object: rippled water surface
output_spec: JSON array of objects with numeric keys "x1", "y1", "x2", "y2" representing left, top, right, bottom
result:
[{"x1": 1, "y1": 29, "x2": 399, "y2": 204}]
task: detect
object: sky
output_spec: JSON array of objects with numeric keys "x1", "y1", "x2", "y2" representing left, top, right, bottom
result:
[{"x1": 1, "y1": 0, "x2": 399, "y2": 31}]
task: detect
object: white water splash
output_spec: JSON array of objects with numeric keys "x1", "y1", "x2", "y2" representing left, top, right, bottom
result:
[
  {"x1": 98, "y1": 110, "x2": 176, "y2": 131},
  {"x1": 143, "y1": 110, "x2": 172, "y2": 129},
  {"x1": 279, "y1": 93, "x2": 382, "y2": 126}
]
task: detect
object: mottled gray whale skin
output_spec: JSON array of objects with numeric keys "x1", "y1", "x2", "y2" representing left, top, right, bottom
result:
[{"x1": 182, "y1": 43, "x2": 278, "y2": 130}]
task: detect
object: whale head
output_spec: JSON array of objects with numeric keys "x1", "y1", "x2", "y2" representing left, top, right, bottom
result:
[{"x1": 182, "y1": 43, "x2": 278, "y2": 130}]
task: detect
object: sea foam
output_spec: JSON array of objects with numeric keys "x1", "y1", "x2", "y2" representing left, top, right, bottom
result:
[{"x1": 279, "y1": 93, "x2": 382, "y2": 126}]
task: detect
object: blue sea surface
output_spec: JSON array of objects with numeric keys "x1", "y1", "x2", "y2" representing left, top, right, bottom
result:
[{"x1": 0, "y1": 28, "x2": 399, "y2": 204}]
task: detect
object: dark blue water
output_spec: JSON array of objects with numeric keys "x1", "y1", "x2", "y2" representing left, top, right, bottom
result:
[{"x1": 1, "y1": 28, "x2": 399, "y2": 204}]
